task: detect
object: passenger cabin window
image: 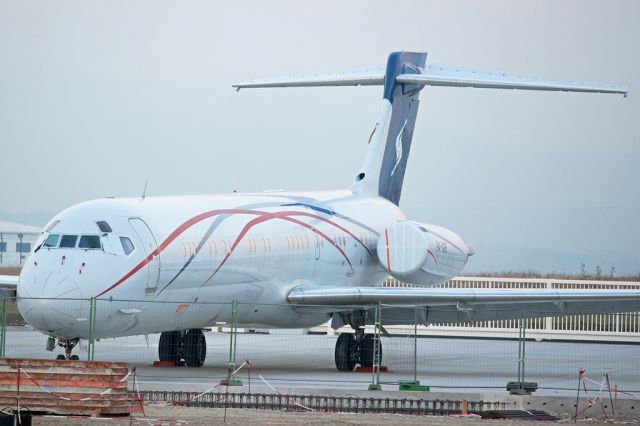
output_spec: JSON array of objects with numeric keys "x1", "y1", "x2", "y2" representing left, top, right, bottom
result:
[
  {"x1": 120, "y1": 237, "x2": 135, "y2": 255},
  {"x1": 43, "y1": 234, "x2": 60, "y2": 248},
  {"x1": 59, "y1": 235, "x2": 78, "y2": 248},
  {"x1": 79, "y1": 235, "x2": 101, "y2": 249},
  {"x1": 97, "y1": 221, "x2": 112, "y2": 233}
]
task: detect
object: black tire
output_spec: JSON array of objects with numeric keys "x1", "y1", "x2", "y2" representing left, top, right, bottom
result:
[
  {"x1": 334, "y1": 333, "x2": 356, "y2": 372},
  {"x1": 70, "y1": 354, "x2": 80, "y2": 361},
  {"x1": 159, "y1": 331, "x2": 181, "y2": 363},
  {"x1": 184, "y1": 329, "x2": 207, "y2": 367},
  {"x1": 56, "y1": 354, "x2": 65, "y2": 360},
  {"x1": 360, "y1": 334, "x2": 382, "y2": 368}
]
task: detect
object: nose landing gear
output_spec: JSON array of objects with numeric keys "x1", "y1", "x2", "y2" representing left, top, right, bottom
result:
[{"x1": 50, "y1": 338, "x2": 80, "y2": 361}]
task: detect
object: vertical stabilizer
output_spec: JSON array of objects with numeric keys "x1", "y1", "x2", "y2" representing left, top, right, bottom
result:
[
  {"x1": 352, "y1": 51, "x2": 427, "y2": 205},
  {"x1": 233, "y1": 51, "x2": 627, "y2": 206}
]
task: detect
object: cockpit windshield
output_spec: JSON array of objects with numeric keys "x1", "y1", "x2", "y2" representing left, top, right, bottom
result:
[
  {"x1": 38, "y1": 230, "x2": 129, "y2": 254},
  {"x1": 43, "y1": 234, "x2": 102, "y2": 250},
  {"x1": 79, "y1": 235, "x2": 101, "y2": 249},
  {"x1": 43, "y1": 234, "x2": 60, "y2": 248},
  {"x1": 59, "y1": 235, "x2": 78, "y2": 248}
]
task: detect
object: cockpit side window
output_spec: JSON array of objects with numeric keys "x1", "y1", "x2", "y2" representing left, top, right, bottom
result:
[
  {"x1": 43, "y1": 234, "x2": 60, "y2": 248},
  {"x1": 120, "y1": 236, "x2": 135, "y2": 255},
  {"x1": 59, "y1": 235, "x2": 78, "y2": 248},
  {"x1": 96, "y1": 221, "x2": 112, "y2": 233},
  {"x1": 79, "y1": 235, "x2": 101, "y2": 249}
]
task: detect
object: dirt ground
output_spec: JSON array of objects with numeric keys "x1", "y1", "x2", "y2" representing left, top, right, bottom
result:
[{"x1": 20, "y1": 404, "x2": 640, "y2": 425}]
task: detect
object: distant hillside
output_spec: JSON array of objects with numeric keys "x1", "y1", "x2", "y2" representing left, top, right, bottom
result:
[
  {"x1": 465, "y1": 243, "x2": 640, "y2": 277},
  {"x1": 0, "y1": 267, "x2": 20, "y2": 275},
  {"x1": 462, "y1": 271, "x2": 640, "y2": 282}
]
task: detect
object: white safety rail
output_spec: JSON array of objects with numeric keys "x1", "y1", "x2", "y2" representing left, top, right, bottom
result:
[{"x1": 310, "y1": 277, "x2": 640, "y2": 342}]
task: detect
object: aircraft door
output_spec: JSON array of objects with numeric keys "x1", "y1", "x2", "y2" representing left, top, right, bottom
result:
[{"x1": 129, "y1": 218, "x2": 160, "y2": 293}]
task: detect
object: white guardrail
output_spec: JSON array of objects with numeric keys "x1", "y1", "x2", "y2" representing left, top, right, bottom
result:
[{"x1": 307, "y1": 277, "x2": 640, "y2": 342}]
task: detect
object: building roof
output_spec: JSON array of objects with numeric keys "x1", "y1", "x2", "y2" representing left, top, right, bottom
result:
[{"x1": 0, "y1": 220, "x2": 42, "y2": 235}]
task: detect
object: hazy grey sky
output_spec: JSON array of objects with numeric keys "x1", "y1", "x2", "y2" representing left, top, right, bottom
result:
[{"x1": 1, "y1": 1, "x2": 638, "y2": 273}]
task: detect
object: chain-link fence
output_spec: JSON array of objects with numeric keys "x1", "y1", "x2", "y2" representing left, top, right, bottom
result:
[{"x1": 1, "y1": 297, "x2": 639, "y2": 397}]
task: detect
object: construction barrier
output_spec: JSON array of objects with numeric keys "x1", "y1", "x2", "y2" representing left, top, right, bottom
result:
[{"x1": 0, "y1": 358, "x2": 143, "y2": 416}]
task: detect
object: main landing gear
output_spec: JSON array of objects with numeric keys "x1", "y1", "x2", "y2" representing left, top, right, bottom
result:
[
  {"x1": 158, "y1": 329, "x2": 207, "y2": 367},
  {"x1": 334, "y1": 312, "x2": 383, "y2": 372}
]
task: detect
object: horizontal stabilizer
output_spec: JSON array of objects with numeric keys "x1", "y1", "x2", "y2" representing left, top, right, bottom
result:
[
  {"x1": 233, "y1": 68, "x2": 385, "y2": 90},
  {"x1": 398, "y1": 65, "x2": 629, "y2": 95},
  {"x1": 234, "y1": 64, "x2": 629, "y2": 96}
]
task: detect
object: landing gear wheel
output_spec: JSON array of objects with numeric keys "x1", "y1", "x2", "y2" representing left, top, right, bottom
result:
[
  {"x1": 70, "y1": 355, "x2": 80, "y2": 361},
  {"x1": 56, "y1": 354, "x2": 65, "y2": 360},
  {"x1": 360, "y1": 334, "x2": 382, "y2": 368},
  {"x1": 184, "y1": 329, "x2": 207, "y2": 367},
  {"x1": 335, "y1": 333, "x2": 357, "y2": 372},
  {"x1": 158, "y1": 331, "x2": 181, "y2": 363}
]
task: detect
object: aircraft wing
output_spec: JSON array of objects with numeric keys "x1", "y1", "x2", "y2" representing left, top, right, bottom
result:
[
  {"x1": 0, "y1": 275, "x2": 18, "y2": 298},
  {"x1": 287, "y1": 287, "x2": 640, "y2": 325}
]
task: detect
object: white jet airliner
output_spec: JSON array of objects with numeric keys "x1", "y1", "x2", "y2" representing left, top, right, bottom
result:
[{"x1": 1, "y1": 51, "x2": 637, "y2": 370}]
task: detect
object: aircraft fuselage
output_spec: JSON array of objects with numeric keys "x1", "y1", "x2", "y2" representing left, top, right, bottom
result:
[{"x1": 18, "y1": 190, "x2": 411, "y2": 339}]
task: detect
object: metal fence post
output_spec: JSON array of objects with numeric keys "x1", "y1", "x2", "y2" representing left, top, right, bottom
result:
[
  {"x1": 508, "y1": 309, "x2": 536, "y2": 395},
  {"x1": 368, "y1": 302, "x2": 382, "y2": 391},
  {"x1": 88, "y1": 297, "x2": 96, "y2": 361},
  {"x1": 414, "y1": 306, "x2": 417, "y2": 383},
  {"x1": 518, "y1": 315, "x2": 525, "y2": 386},
  {"x1": 397, "y1": 305, "x2": 429, "y2": 392},
  {"x1": 221, "y1": 300, "x2": 243, "y2": 386},
  {"x1": 0, "y1": 298, "x2": 7, "y2": 358}
]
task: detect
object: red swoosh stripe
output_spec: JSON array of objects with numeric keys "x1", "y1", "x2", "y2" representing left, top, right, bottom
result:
[
  {"x1": 96, "y1": 209, "x2": 260, "y2": 297},
  {"x1": 200, "y1": 211, "x2": 354, "y2": 286},
  {"x1": 384, "y1": 228, "x2": 391, "y2": 272},
  {"x1": 97, "y1": 208, "x2": 366, "y2": 298},
  {"x1": 427, "y1": 249, "x2": 438, "y2": 265}
]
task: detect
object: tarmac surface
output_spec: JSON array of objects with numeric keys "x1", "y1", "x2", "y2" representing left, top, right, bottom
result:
[{"x1": 5, "y1": 326, "x2": 640, "y2": 397}]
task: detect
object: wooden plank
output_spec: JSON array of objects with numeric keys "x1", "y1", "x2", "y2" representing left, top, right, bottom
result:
[
  {"x1": 0, "y1": 403, "x2": 133, "y2": 415},
  {"x1": 0, "y1": 365, "x2": 129, "y2": 376},
  {"x1": 0, "y1": 378, "x2": 128, "y2": 388},
  {"x1": 0, "y1": 390, "x2": 130, "y2": 400},
  {"x1": 1, "y1": 358, "x2": 128, "y2": 369},
  {"x1": 0, "y1": 387, "x2": 127, "y2": 396},
  {"x1": 0, "y1": 374, "x2": 127, "y2": 384},
  {"x1": 0, "y1": 397, "x2": 132, "y2": 407}
]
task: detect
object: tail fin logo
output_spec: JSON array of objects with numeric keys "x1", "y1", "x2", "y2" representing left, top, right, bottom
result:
[{"x1": 390, "y1": 119, "x2": 407, "y2": 176}]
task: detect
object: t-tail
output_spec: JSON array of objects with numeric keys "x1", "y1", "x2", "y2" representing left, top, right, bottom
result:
[{"x1": 233, "y1": 51, "x2": 629, "y2": 205}]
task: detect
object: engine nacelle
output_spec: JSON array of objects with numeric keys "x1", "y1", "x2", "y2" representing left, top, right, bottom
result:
[{"x1": 376, "y1": 221, "x2": 473, "y2": 286}]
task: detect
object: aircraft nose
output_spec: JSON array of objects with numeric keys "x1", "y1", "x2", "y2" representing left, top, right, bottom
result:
[{"x1": 17, "y1": 261, "x2": 84, "y2": 338}]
